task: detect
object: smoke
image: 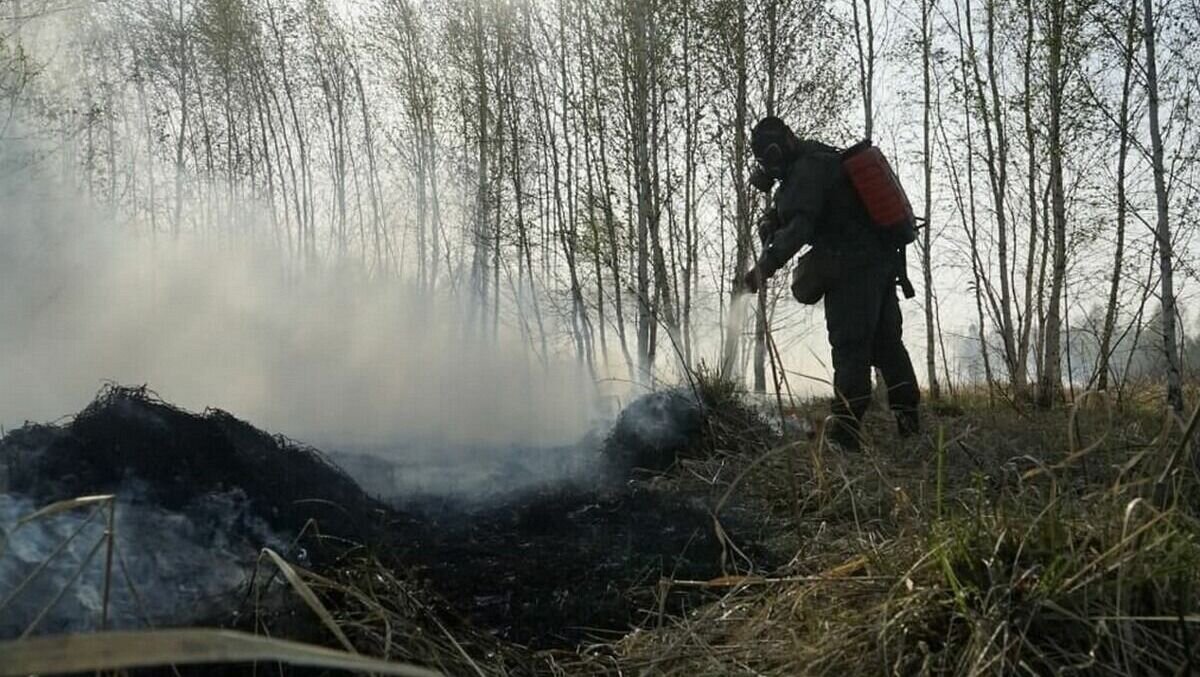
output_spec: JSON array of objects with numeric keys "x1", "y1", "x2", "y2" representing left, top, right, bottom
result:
[
  {"x1": 0, "y1": 165, "x2": 600, "y2": 470},
  {"x1": 0, "y1": 484, "x2": 283, "y2": 636}
]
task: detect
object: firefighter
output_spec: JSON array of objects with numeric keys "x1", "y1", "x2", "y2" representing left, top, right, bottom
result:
[{"x1": 738, "y1": 116, "x2": 920, "y2": 449}]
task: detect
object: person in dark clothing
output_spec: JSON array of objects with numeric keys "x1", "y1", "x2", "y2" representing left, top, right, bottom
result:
[{"x1": 739, "y1": 117, "x2": 920, "y2": 448}]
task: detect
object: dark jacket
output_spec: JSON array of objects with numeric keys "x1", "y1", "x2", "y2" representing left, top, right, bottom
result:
[{"x1": 757, "y1": 140, "x2": 894, "y2": 279}]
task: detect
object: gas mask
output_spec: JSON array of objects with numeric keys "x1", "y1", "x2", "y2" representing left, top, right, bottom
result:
[
  {"x1": 749, "y1": 139, "x2": 790, "y2": 193},
  {"x1": 748, "y1": 162, "x2": 777, "y2": 193}
]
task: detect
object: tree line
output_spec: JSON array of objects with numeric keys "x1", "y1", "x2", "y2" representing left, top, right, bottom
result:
[{"x1": 2, "y1": 0, "x2": 1198, "y2": 408}]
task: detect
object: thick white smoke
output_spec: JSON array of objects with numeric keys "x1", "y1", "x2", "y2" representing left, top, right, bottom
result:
[{"x1": 0, "y1": 165, "x2": 601, "y2": 473}]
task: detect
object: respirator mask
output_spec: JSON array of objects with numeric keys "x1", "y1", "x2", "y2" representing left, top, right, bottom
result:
[
  {"x1": 748, "y1": 141, "x2": 789, "y2": 193},
  {"x1": 748, "y1": 162, "x2": 777, "y2": 193}
]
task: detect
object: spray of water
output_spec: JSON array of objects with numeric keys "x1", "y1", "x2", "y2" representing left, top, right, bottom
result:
[{"x1": 720, "y1": 292, "x2": 754, "y2": 377}]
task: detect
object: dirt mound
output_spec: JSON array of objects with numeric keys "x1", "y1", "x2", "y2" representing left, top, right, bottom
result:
[
  {"x1": 1, "y1": 385, "x2": 388, "y2": 548},
  {"x1": 605, "y1": 377, "x2": 777, "y2": 473},
  {"x1": 607, "y1": 389, "x2": 706, "y2": 472}
]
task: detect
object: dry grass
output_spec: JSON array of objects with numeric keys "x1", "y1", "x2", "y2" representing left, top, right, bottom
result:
[
  {"x1": 559, "y1": 382, "x2": 1200, "y2": 675},
  {"x1": 0, "y1": 629, "x2": 442, "y2": 676},
  {"x1": 247, "y1": 548, "x2": 555, "y2": 676}
]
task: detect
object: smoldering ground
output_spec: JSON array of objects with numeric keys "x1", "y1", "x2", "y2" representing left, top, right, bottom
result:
[
  {"x1": 0, "y1": 485, "x2": 285, "y2": 636},
  {"x1": 0, "y1": 383, "x2": 772, "y2": 645}
]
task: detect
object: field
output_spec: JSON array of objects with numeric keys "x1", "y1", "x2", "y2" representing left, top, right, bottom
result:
[{"x1": 592, "y1": 383, "x2": 1200, "y2": 675}]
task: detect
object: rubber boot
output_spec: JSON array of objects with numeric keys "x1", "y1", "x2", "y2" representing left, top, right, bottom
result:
[
  {"x1": 827, "y1": 415, "x2": 863, "y2": 451},
  {"x1": 896, "y1": 408, "x2": 921, "y2": 438}
]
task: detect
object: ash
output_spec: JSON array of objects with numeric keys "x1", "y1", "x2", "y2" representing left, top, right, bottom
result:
[{"x1": 388, "y1": 483, "x2": 761, "y2": 647}]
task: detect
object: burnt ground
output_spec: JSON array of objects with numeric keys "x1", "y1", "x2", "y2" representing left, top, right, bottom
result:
[
  {"x1": 0, "y1": 385, "x2": 782, "y2": 650},
  {"x1": 389, "y1": 486, "x2": 774, "y2": 647}
]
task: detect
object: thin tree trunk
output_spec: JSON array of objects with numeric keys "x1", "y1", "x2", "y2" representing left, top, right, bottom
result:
[
  {"x1": 622, "y1": 0, "x2": 656, "y2": 382},
  {"x1": 721, "y1": 0, "x2": 749, "y2": 379},
  {"x1": 1038, "y1": 0, "x2": 1067, "y2": 408},
  {"x1": 1096, "y1": 0, "x2": 1138, "y2": 392},
  {"x1": 921, "y1": 0, "x2": 940, "y2": 400},
  {"x1": 350, "y1": 62, "x2": 384, "y2": 275},
  {"x1": 266, "y1": 0, "x2": 312, "y2": 261},
  {"x1": 1016, "y1": 0, "x2": 1039, "y2": 399},
  {"x1": 504, "y1": 41, "x2": 548, "y2": 362},
  {"x1": 754, "y1": 0, "x2": 780, "y2": 394},
  {"x1": 851, "y1": 0, "x2": 875, "y2": 139},
  {"x1": 133, "y1": 50, "x2": 158, "y2": 235},
  {"x1": 1035, "y1": 180, "x2": 1051, "y2": 383},
  {"x1": 681, "y1": 0, "x2": 698, "y2": 365},
  {"x1": 951, "y1": 0, "x2": 996, "y2": 397},
  {"x1": 173, "y1": 0, "x2": 189, "y2": 237},
  {"x1": 582, "y1": 1, "x2": 634, "y2": 379},
  {"x1": 968, "y1": 0, "x2": 1020, "y2": 392},
  {"x1": 1141, "y1": 0, "x2": 1184, "y2": 414},
  {"x1": 470, "y1": 0, "x2": 491, "y2": 329}
]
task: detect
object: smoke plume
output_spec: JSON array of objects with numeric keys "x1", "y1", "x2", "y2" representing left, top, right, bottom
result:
[{"x1": 0, "y1": 167, "x2": 601, "y2": 493}]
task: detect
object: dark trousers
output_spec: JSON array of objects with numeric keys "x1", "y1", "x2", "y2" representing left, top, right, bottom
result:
[{"x1": 822, "y1": 261, "x2": 920, "y2": 434}]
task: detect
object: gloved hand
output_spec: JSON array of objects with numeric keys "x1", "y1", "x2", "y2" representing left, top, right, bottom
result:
[{"x1": 735, "y1": 265, "x2": 766, "y2": 295}]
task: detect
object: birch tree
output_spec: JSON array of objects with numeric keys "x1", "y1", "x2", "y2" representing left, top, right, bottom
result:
[{"x1": 1140, "y1": 0, "x2": 1184, "y2": 415}]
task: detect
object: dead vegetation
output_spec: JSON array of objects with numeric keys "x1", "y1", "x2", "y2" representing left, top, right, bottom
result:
[
  {"x1": 3, "y1": 379, "x2": 1200, "y2": 676},
  {"x1": 2, "y1": 385, "x2": 390, "y2": 553},
  {"x1": 564, "y1": 378, "x2": 1200, "y2": 675}
]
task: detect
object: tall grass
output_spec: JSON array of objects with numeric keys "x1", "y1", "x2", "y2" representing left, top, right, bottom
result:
[{"x1": 568, "y1": 389, "x2": 1200, "y2": 675}]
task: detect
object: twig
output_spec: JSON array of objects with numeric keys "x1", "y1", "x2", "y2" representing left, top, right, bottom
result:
[
  {"x1": 1156, "y1": 399, "x2": 1200, "y2": 492},
  {"x1": 663, "y1": 575, "x2": 892, "y2": 588}
]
